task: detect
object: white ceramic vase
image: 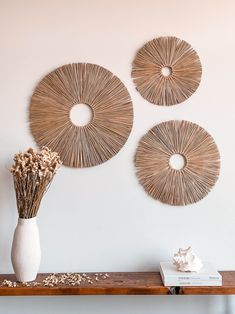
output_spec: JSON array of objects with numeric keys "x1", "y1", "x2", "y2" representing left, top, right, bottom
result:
[{"x1": 11, "y1": 217, "x2": 41, "y2": 282}]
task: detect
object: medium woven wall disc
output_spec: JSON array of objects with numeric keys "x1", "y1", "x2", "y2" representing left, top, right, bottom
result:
[
  {"x1": 132, "y1": 37, "x2": 202, "y2": 106},
  {"x1": 29, "y1": 63, "x2": 133, "y2": 168},
  {"x1": 135, "y1": 120, "x2": 220, "y2": 206}
]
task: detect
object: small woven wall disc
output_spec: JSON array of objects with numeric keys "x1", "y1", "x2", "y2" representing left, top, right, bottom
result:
[
  {"x1": 132, "y1": 36, "x2": 202, "y2": 106},
  {"x1": 29, "y1": 63, "x2": 133, "y2": 168},
  {"x1": 135, "y1": 120, "x2": 220, "y2": 206}
]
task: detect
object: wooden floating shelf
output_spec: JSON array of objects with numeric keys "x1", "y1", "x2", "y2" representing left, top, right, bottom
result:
[{"x1": 0, "y1": 272, "x2": 235, "y2": 296}]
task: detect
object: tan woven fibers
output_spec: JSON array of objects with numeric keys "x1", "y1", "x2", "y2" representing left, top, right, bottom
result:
[
  {"x1": 132, "y1": 37, "x2": 202, "y2": 106},
  {"x1": 135, "y1": 120, "x2": 220, "y2": 205},
  {"x1": 29, "y1": 63, "x2": 133, "y2": 167}
]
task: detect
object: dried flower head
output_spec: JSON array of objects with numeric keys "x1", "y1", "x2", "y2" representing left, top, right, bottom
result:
[{"x1": 11, "y1": 146, "x2": 62, "y2": 218}]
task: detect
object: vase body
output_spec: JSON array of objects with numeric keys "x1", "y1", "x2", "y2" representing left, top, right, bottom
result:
[{"x1": 11, "y1": 217, "x2": 41, "y2": 282}]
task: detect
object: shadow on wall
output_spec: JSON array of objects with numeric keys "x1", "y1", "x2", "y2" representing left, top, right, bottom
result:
[
  {"x1": 0, "y1": 295, "x2": 229, "y2": 314},
  {"x1": 0, "y1": 158, "x2": 17, "y2": 271}
]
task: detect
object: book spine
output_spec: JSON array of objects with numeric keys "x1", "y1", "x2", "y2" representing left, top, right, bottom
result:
[
  {"x1": 163, "y1": 280, "x2": 222, "y2": 287},
  {"x1": 164, "y1": 276, "x2": 221, "y2": 281},
  {"x1": 159, "y1": 267, "x2": 165, "y2": 283}
]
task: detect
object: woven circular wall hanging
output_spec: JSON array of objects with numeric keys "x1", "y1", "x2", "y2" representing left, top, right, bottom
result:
[
  {"x1": 135, "y1": 120, "x2": 220, "y2": 206},
  {"x1": 132, "y1": 36, "x2": 202, "y2": 106},
  {"x1": 29, "y1": 63, "x2": 133, "y2": 168}
]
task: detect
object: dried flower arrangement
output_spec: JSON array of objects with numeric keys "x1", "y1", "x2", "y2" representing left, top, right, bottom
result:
[{"x1": 11, "y1": 146, "x2": 62, "y2": 219}]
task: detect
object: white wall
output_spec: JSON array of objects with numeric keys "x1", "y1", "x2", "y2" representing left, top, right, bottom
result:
[{"x1": 1, "y1": 0, "x2": 235, "y2": 313}]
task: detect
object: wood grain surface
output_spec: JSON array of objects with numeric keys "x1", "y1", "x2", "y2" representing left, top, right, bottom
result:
[
  {"x1": 0, "y1": 272, "x2": 234, "y2": 296},
  {"x1": 0, "y1": 272, "x2": 169, "y2": 296}
]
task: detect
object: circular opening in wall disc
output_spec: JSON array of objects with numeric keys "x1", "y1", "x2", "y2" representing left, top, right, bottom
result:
[
  {"x1": 161, "y1": 66, "x2": 172, "y2": 77},
  {"x1": 70, "y1": 103, "x2": 93, "y2": 127},
  {"x1": 169, "y1": 153, "x2": 186, "y2": 170}
]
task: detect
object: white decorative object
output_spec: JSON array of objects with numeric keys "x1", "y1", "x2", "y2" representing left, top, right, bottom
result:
[
  {"x1": 173, "y1": 247, "x2": 203, "y2": 272},
  {"x1": 11, "y1": 217, "x2": 41, "y2": 282},
  {"x1": 160, "y1": 262, "x2": 222, "y2": 286}
]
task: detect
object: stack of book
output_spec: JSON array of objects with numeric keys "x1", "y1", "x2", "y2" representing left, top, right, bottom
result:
[{"x1": 160, "y1": 262, "x2": 222, "y2": 286}]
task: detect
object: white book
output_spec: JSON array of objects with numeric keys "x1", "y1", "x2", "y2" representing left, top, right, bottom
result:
[
  {"x1": 160, "y1": 262, "x2": 222, "y2": 286},
  {"x1": 163, "y1": 277, "x2": 222, "y2": 286},
  {"x1": 163, "y1": 280, "x2": 222, "y2": 286}
]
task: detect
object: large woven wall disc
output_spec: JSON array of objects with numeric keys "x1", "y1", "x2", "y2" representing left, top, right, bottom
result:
[
  {"x1": 132, "y1": 37, "x2": 202, "y2": 106},
  {"x1": 135, "y1": 120, "x2": 220, "y2": 206},
  {"x1": 29, "y1": 63, "x2": 133, "y2": 168}
]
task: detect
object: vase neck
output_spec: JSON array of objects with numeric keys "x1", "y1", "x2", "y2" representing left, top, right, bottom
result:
[{"x1": 18, "y1": 217, "x2": 37, "y2": 225}]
